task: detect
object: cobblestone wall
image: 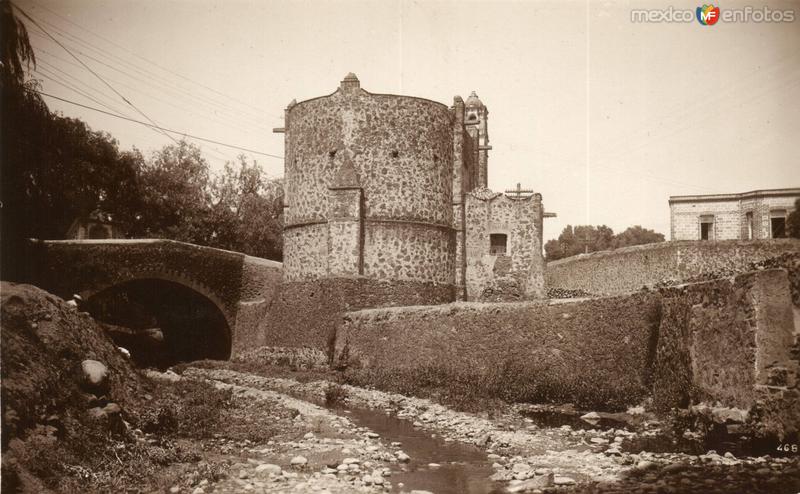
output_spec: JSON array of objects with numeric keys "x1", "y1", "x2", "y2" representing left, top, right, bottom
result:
[
  {"x1": 464, "y1": 190, "x2": 545, "y2": 300},
  {"x1": 334, "y1": 263, "x2": 799, "y2": 435},
  {"x1": 546, "y1": 239, "x2": 800, "y2": 296},
  {"x1": 258, "y1": 278, "x2": 456, "y2": 351},
  {"x1": 283, "y1": 75, "x2": 455, "y2": 284},
  {"x1": 334, "y1": 294, "x2": 663, "y2": 409}
]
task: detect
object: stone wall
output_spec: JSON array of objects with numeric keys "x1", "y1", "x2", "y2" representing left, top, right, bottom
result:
[
  {"x1": 546, "y1": 239, "x2": 800, "y2": 296},
  {"x1": 283, "y1": 75, "x2": 455, "y2": 285},
  {"x1": 464, "y1": 190, "x2": 545, "y2": 300},
  {"x1": 652, "y1": 267, "x2": 799, "y2": 438},
  {"x1": 333, "y1": 263, "x2": 799, "y2": 436},
  {"x1": 257, "y1": 278, "x2": 455, "y2": 352},
  {"x1": 233, "y1": 256, "x2": 284, "y2": 355},
  {"x1": 334, "y1": 294, "x2": 662, "y2": 409}
]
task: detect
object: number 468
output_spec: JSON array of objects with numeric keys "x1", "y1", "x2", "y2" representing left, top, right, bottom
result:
[{"x1": 777, "y1": 444, "x2": 798, "y2": 453}]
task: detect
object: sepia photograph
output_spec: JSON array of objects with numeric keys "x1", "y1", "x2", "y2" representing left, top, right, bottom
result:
[{"x1": 1, "y1": 0, "x2": 799, "y2": 493}]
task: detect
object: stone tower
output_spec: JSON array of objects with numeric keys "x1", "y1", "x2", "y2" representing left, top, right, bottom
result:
[{"x1": 465, "y1": 91, "x2": 490, "y2": 188}]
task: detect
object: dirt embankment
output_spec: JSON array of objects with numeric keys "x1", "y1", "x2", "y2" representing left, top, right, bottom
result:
[{"x1": 0, "y1": 282, "x2": 235, "y2": 492}]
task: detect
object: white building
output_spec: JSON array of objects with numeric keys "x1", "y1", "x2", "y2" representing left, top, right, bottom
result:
[{"x1": 669, "y1": 188, "x2": 799, "y2": 241}]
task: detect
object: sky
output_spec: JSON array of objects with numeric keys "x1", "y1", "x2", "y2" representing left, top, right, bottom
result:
[{"x1": 14, "y1": 0, "x2": 800, "y2": 242}]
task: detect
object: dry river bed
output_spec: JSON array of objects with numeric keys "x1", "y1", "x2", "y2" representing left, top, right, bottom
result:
[{"x1": 151, "y1": 367, "x2": 800, "y2": 494}]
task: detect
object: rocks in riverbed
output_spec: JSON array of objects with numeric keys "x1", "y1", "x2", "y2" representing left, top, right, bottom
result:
[
  {"x1": 290, "y1": 455, "x2": 308, "y2": 468},
  {"x1": 254, "y1": 463, "x2": 281, "y2": 476},
  {"x1": 553, "y1": 475, "x2": 577, "y2": 485}
]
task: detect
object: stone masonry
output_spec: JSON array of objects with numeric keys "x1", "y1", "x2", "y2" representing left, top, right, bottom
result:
[{"x1": 278, "y1": 74, "x2": 547, "y2": 302}]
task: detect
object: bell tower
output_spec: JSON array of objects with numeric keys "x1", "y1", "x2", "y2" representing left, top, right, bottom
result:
[{"x1": 465, "y1": 91, "x2": 490, "y2": 188}]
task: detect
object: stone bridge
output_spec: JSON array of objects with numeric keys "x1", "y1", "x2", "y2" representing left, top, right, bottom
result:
[{"x1": 27, "y1": 239, "x2": 282, "y2": 360}]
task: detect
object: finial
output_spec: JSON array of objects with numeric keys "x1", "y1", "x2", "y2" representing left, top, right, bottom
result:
[{"x1": 340, "y1": 73, "x2": 361, "y2": 93}]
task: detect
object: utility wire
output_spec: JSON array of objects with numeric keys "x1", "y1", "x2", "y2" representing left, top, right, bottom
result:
[
  {"x1": 12, "y1": 2, "x2": 178, "y2": 145},
  {"x1": 29, "y1": 88, "x2": 284, "y2": 159},
  {"x1": 26, "y1": 0, "x2": 283, "y2": 123}
]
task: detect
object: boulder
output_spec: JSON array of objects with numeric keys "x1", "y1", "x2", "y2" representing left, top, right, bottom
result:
[{"x1": 80, "y1": 360, "x2": 108, "y2": 394}]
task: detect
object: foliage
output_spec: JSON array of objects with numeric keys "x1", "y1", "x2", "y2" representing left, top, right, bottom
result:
[
  {"x1": 137, "y1": 378, "x2": 232, "y2": 439},
  {"x1": 1, "y1": 0, "x2": 36, "y2": 87},
  {"x1": 131, "y1": 147, "x2": 284, "y2": 259},
  {"x1": 324, "y1": 383, "x2": 349, "y2": 406},
  {"x1": 612, "y1": 225, "x2": 666, "y2": 248},
  {"x1": 342, "y1": 361, "x2": 636, "y2": 413},
  {"x1": 545, "y1": 224, "x2": 665, "y2": 261},
  {"x1": 1, "y1": 4, "x2": 283, "y2": 276},
  {"x1": 787, "y1": 198, "x2": 800, "y2": 239}
]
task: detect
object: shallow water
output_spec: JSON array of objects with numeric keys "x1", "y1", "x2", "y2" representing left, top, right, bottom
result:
[{"x1": 335, "y1": 407, "x2": 503, "y2": 494}]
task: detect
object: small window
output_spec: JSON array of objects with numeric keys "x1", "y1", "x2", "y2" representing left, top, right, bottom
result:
[
  {"x1": 771, "y1": 210, "x2": 787, "y2": 238},
  {"x1": 489, "y1": 234, "x2": 507, "y2": 255},
  {"x1": 700, "y1": 215, "x2": 714, "y2": 241}
]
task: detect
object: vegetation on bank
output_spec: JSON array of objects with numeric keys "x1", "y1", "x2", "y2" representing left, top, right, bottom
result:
[{"x1": 0, "y1": 282, "x2": 267, "y2": 493}]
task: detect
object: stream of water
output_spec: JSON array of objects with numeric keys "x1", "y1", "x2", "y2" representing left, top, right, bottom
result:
[{"x1": 335, "y1": 407, "x2": 504, "y2": 494}]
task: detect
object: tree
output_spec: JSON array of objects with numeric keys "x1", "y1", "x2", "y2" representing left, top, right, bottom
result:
[
  {"x1": 612, "y1": 225, "x2": 665, "y2": 249},
  {"x1": 132, "y1": 140, "x2": 211, "y2": 242},
  {"x1": 206, "y1": 157, "x2": 283, "y2": 259},
  {"x1": 544, "y1": 224, "x2": 615, "y2": 261},
  {"x1": 131, "y1": 146, "x2": 283, "y2": 260},
  {"x1": 787, "y1": 199, "x2": 800, "y2": 239},
  {"x1": 1, "y1": 0, "x2": 36, "y2": 87},
  {"x1": 545, "y1": 224, "x2": 665, "y2": 261}
]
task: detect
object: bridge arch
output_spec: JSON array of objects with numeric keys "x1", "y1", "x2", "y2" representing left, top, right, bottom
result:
[{"x1": 82, "y1": 270, "x2": 234, "y2": 367}]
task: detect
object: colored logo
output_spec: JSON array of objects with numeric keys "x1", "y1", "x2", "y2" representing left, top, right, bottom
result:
[{"x1": 697, "y1": 4, "x2": 721, "y2": 25}]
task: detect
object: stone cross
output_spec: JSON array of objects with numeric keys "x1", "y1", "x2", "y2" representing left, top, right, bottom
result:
[{"x1": 505, "y1": 182, "x2": 534, "y2": 199}]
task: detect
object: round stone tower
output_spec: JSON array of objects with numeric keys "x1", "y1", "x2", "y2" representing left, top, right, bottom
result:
[{"x1": 282, "y1": 74, "x2": 456, "y2": 289}]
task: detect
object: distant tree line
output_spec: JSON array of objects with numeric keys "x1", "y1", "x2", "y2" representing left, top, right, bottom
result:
[
  {"x1": 1, "y1": 1, "x2": 283, "y2": 280},
  {"x1": 544, "y1": 225, "x2": 665, "y2": 261}
]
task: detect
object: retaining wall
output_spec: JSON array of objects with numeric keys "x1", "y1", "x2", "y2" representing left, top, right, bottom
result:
[
  {"x1": 257, "y1": 278, "x2": 455, "y2": 351},
  {"x1": 545, "y1": 239, "x2": 800, "y2": 296},
  {"x1": 334, "y1": 293, "x2": 663, "y2": 409},
  {"x1": 334, "y1": 263, "x2": 799, "y2": 436}
]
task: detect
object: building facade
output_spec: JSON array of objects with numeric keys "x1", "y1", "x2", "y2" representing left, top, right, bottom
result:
[
  {"x1": 278, "y1": 74, "x2": 547, "y2": 301},
  {"x1": 669, "y1": 188, "x2": 799, "y2": 241}
]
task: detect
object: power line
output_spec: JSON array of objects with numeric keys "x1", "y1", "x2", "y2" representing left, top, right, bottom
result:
[
  {"x1": 11, "y1": 2, "x2": 178, "y2": 145},
  {"x1": 29, "y1": 88, "x2": 284, "y2": 159},
  {"x1": 26, "y1": 0, "x2": 283, "y2": 123},
  {"x1": 28, "y1": 27, "x2": 281, "y2": 131}
]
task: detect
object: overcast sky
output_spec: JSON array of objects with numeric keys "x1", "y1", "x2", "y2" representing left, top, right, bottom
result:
[{"x1": 16, "y1": 0, "x2": 800, "y2": 242}]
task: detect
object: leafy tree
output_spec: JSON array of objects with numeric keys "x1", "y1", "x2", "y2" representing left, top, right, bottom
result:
[
  {"x1": 1, "y1": 0, "x2": 35, "y2": 87},
  {"x1": 206, "y1": 157, "x2": 283, "y2": 259},
  {"x1": 545, "y1": 224, "x2": 664, "y2": 261},
  {"x1": 612, "y1": 225, "x2": 665, "y2": 249},
  {"x1": 131, "y1": 146, "x2": 283, "y2": 260},
  {"x1": 787, "y1": 199, "x2": 800, "y2": 239},
  {"x1": 544, "y1": 224, "x2": 614, "y2": 261},
  {"x1": 132, "y1": 140, "x2": 211, "y2": 242}
]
